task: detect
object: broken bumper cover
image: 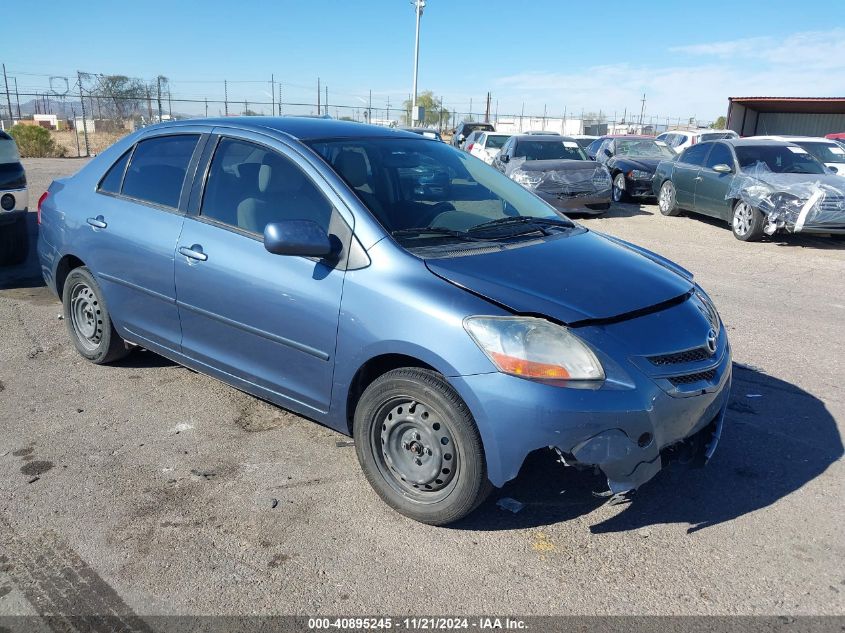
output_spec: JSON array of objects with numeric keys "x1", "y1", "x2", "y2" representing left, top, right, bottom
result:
[
  {"x1": 534, "y1": 188, "x2": 612, "y2": 214},
  {"x1": 451, "y1": 331, "x2": 732, "y2": 491}
]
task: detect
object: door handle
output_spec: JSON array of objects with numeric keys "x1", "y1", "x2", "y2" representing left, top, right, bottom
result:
[
  {"x1": 86, "y1": 216, "x2": 107, "y2": 229},
  {"x1": 179, "y1": 245, "x2": 208, "y2": 261}
]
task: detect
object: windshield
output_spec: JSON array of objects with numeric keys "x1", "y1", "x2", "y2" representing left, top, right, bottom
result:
[
  {"x1": 794, "y1": 141, "x2": 845, "y2": 164},
  {"x1": 308, "y1": 138, "x2": 571, "y2": 245},
  {"x1": 735, "y1": 145, "x2": 827, "y2": 174},
  {"x1": 513, "y1": 140, "x2": 586, "y2": 161},
  {"x1": 615, "y1": 139, "x2": 674, "y2": 159},
  {"x1": 0, "y1": 137, "x2": 21, "y2": 165},
  {"x1": 485, "y1": 135, "x2": 510, "y2": 149}
]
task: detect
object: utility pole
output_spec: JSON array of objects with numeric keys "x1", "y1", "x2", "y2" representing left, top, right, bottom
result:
[
  {"x1": 368, "y1": 89, "x2": 372, "y2": 123},
  {"x1": 13, "y1": 77, "x2": 21, "y2": 119},
  {"x1": 224, "y1": 80, "x2": 229, "y2": 116},
  {"x1": 157, "y1": 76, "x2": 163, "y2": 122},
  {"x1": 325, "y1": 85, "x2": 328, "y2": 116},
  {"x1": 271, "y1": 74, "x2": 275, "y2": 116},
  {"x1": 2, "y1": 64, "x2": 12, "y2": 126},
  {"x1": 638, "y1": 93, "x2": 646, "y2": 129},
  {"x1": 317, "y1": 77, "x2": 321, "y2": 115},
  {"x1": 386, "y1": 95, "x2": 391, "y2": 122},
  {"x1": 76, "y1": 72, "x2": 90, "y2": 157},
  {"x1": 542, "y1": 103, "x2": 547, "y2": 130},
  {"x1": 146, "y1": 87, "x2": 152, "y2": 122},
  {"x1": 71, "y1": 105, "x2": 80, "y2": 157},
  {"x1": 205, "y1": 98, "x2": 208, "y2": 117},
  {"x1": 168, "y1": 89, "x2": 172, "y2": 119},
  {"x1": 484, "y1": 92, "x2": 491, "y2": 123},
  {"x1": 520, "y1": 102, "x2": 524, "y2": 132},
  {"x1": 278, "y1": 83, "x2": 282, "y2": 115},
  {"x1": 410, "y1": 0, "x2": 426, "y2": 127}
]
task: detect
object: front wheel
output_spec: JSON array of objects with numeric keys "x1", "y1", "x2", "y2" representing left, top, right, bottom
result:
[
  {"x1": 658, "y1": 180, "x2": 680, "y2": 216},
  {"x1": 731, "y1": 200, "x2": 765, "y2": 241},
  {"x1": 62, "y1": 267, "x2": 131, "y2": 364},
  {"x1": 612, "y1": 173, "x2": 629, "y2": 203},
  {"x1": 354, "y1": 368, "x2": 491, "y2": 525}
]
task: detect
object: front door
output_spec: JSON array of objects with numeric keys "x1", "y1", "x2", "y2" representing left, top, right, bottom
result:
[
  {"x1": 694, "y1": 142, "x2": 736, "y2": 220},
  {"x1": 174, "y1": 133, "x2": 349, "y2": 414}
]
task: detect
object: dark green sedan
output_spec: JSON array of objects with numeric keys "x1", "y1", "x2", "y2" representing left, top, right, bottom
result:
[{"x1": 652, "y1": 138, "x2": 845, "y2": 241}]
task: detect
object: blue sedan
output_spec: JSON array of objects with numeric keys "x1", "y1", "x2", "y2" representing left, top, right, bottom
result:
[{"x1": 37, "y1": 118, "x2": 731, "y2": 525}]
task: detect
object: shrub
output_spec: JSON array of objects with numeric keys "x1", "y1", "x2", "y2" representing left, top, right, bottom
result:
[{"x1": 8, "y1": 124, "x2": 67, "y2": 158}]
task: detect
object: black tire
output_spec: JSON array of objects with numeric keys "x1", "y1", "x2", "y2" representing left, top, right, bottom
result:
[
  {"x1": 354, "y1": 368, "x2": 491, "y2": 525},
  {"x1": 657, "y1": 180, "x2": 680, "y2": 216},
  {"x1": 0, "y1": 215, "x2": 29, "y2": 266},
  {"x1": 62, "y1": 267, "x2": 130, "y2": 364},
  {"x1": 731, "y1": 200, "x2": 765, "y2": 242},
  {"x1": 611, "y1": 173, "x2": 630, "y2": 203}
]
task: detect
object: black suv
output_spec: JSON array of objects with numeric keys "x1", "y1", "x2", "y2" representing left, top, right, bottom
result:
[
  {"x1": 451, "y1": 122, "x2": 495, "y2": 149},
  {"x1": 0, "y1": 131, "x2": 28, "y2": 266}
]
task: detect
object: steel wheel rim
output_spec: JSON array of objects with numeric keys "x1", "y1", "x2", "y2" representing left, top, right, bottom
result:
[
  {"x1": 659, "y1": 182, "x2": 675, "y2": 212},
  {"x1": 70, "y1": 282, "x2": 103, "y2": 351},
  {"x1": 733, "y1": 202, "x2": 753, "y2": 236},
  {"x1": 371, "y1": 397, "x2": 459, "y2": 504},
  {"x1": 613, "y1": 174, "x2": 625, "y2": 201}
]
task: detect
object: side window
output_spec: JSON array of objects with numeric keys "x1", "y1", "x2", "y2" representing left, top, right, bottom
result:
[
  {"x1": 122, "y1": 135, "x2": 199, "y2": 208},
  {"x1": 679, "y1": 143, "x2": 711, "y2": 166},
  {"x1": 705, "y1": 143, "x2": 734, "y2": 169},
  {"x1": 201, "y1": 138, "x2": 333, "y2": 236},
  {"x1": 98, "y1": 149, "x2": 131, "y2": 194}
]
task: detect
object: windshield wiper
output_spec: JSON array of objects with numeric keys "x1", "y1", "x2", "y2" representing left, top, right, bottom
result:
[
  {"x1": 468, "y1": 216, "x2": 573, "y2": 235},
  {"x1": 391, "y1": 226, "x2": 491, "y2": 242}
]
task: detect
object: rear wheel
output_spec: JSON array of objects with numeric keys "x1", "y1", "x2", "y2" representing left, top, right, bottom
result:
[
  {"x1": 62, "y1": 267, "x2": 130, "y2": 364},
  {"x1": 731, "y1": 200, "x2": 765, "y2": 241},
  {"x1": 612, "y1": 173, "x2": 629, "y2": 203},
  {"x1": 0, "y1": 215, "x2": 29, "y2": 266},
  {"x1": 354, "y1": 368, "x2": 491, "y2": 525},
  {"x1": 658, "y1": 180, "x2": 680, "y2": 216}
]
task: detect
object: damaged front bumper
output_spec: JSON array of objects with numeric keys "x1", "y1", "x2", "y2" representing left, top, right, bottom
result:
[{"x1": 534, "y1": 188, "x2": 612, "y2": 214}]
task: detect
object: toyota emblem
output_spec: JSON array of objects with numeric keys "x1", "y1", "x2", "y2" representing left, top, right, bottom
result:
[{"x1": 706, "y1": 329, "x2": 718, "y2": 354}]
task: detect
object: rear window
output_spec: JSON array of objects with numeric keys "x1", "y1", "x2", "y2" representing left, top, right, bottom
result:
[
  {"x1": 485, "y1": 135, "x2": 510, "y2": 149},
  {"x1": 513, "y1": 140, "x2": 586, "y2": 161},
  {"x1": 0, "y1": 137, "x2": 20, "y2": 165},
  {"x1": 98, "y1": 150, "x2": 132, "y2": 194},
  {"x1": 121, "y1": 135, "x2": 199, "y2": 208},
  {"x1": 699, "y1": 132, "x2": 735, "y2": 142},
  {"x1": 462, "y1": 124, "x2": 494, "y2": 134}
]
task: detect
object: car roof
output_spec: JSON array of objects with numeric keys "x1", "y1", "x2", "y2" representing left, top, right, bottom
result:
[
  {"x1": 721, "y1": 138, "x2": 800, "y2": 147},
  {"x1": 750, "y1": 135, "x2": 836, "y2": 143},
  {"x1": 602, "y1": 134, "x2": 654, "y2": 139},
  {"x1": 512, "y1": 134, "x2": 577, "y2": 142},
  {"x1": 144, "y1": 116, "x2": 424, "y2": 141}
]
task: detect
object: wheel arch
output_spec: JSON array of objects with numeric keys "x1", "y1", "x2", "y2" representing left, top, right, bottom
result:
[
  {"x1": 345, "y1": 353, "x2": 439, "y2": 435},
  {"x1": 54, "y1": 254, "x2": 87, "y2": 297}
]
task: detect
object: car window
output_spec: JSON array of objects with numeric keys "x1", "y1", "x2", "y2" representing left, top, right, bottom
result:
[
  {"x1": 98, "y1": 149, "x2": 132, "y2": 194},
  {"x1": 794, "y1": 141, "x2": 845, "y2": 164},
  {"x1": 678, "y1": 143, "x2": 711, "y2": 166},
  {"x1": 201, "y1": 137, "x2": 333, "y2": 235},
  {"x1": 705, "y1": 143, "x2": 734, "y2": 169},
  {"x1": 735, "y1": 145, "x2": 827, "y2": 174},
  {"x1": 485, "y1": 135, "x2": 510, "y2": 150},
  {"x1": 121, "y1": 135, "x2": 199, "y2": 208},
  {"x1": 512, "y1": 140, "x2": 586, "y2": 161},
  {"x1": 586, "y1": 138, "x2": 604, "y2": 156}
]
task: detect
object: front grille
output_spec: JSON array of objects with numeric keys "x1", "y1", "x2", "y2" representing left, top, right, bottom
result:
[
  {"x1": 648, "y1": 346, "x2": 713, "y2": 366},
  {"x1": 668, "y1": 369, "x2": 717, "y2": 386}
]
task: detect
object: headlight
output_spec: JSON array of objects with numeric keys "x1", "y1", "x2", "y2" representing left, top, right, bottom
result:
[
  {"x1": 511, "y1": 169, "x2": 542, "y2": 189},
  {"x1": 592, "y1": 166, "x2": 612, "y2": 189},
  {"x1": 628, "y1": 169, "x2": 652, "y2": 180},
  {"x1": 463, "y1": 316, "x2": 605, "y2": 383}
]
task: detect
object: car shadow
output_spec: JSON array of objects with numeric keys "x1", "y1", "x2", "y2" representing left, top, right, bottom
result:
[
  {"x1": 0, "y1": 212, "x2": 44, "y2": 290},
  {"x1": 676, "y1": 212, "x2": 844, "y2": 250},
  {"x1": 601, "y1": 201, "x2": 655, "y2": 218},
  {"x1": 452, "y1": 364, "x2": 842, "y2": 533}
]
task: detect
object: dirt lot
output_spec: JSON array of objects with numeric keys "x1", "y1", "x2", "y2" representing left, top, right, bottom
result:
[{"x1": 1, "y1": 158, "x2": 843, "y2": 618}]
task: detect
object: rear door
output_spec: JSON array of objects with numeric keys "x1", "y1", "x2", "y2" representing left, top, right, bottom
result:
[
  {"x1": 86, "y1": 130, "x2": 205, "y2": 351},
  {"x1": 174, "y1": 129, "x2": 351, "y2": 414},
  {"x1": 672, "y1": 143, "x2": 711, "y2": 209},
  {"x1": 694, "y1": 142, "x2": 736, "y2": 220}
]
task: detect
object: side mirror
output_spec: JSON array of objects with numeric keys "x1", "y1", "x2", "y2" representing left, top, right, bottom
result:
[
  {"x1": 263, "y1": 220, "x2": 337, "y2": 258},
  {"x1": 712, "y1": 163, "x2": 732, "y2": 173},
  {"x1": 500, "y1": 154, "x2": 509, "y2": 163}
]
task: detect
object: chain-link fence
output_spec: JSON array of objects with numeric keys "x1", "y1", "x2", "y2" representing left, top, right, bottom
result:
[{"x1": 0, "y1": 68, "x2": 717, "y2": 156}]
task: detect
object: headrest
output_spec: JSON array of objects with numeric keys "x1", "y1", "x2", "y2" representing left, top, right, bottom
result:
[
  {"x1": 259, "y1": 157, "x2": 306, "y2": 194},
  {"x1": 334, "y1": 150, "x2": 368, "y2": 188}
]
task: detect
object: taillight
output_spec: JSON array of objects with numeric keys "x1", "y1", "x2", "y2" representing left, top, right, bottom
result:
[
  {"x1": 466, "y1": 143, "x2": 474, "y2": 151},
  {"x1": 37, "y1": 191, "x2": 49, "y2": 225}
]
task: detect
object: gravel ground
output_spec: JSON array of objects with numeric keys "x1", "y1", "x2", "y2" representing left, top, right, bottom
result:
[{"x1": 0, "y1": 158, "x2": 843, "y2": 618}]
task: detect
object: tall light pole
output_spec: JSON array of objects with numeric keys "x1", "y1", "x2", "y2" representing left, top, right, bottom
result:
[{"x1": 410, "y1": 0, "x2": 426, "y2": 126}]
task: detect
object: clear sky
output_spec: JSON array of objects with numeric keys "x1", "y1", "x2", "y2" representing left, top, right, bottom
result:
[{"x1": 3, "y1": 0, "x2": 844, "y2": 122}]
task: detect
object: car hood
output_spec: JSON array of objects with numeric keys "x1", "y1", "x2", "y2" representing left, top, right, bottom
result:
[
  {"x1": 425, "y1": 230, "x2": 694, "y2": 325},
  {"x1": 612, "y1": 157, "x2": 662, "y2": 172}
]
